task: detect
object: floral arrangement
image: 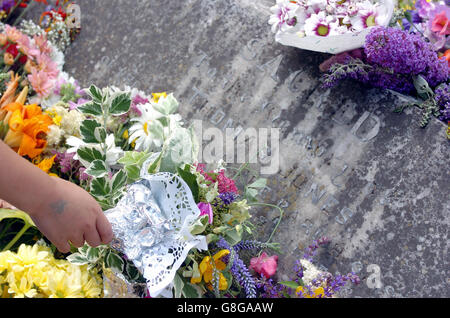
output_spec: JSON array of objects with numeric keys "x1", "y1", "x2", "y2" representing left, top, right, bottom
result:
[
  {"x1": 0, "y1": 2, "x2": 362, "y2": 299},
  {"x1": 269, "y1": 0, "x2": 395, "y2": 53},
  {"x1": 270, "y1": 0, "x2": 449, "y2": 138},
  {"x1": 319, "y1": 0, "x2": 449, "y2": 136}
]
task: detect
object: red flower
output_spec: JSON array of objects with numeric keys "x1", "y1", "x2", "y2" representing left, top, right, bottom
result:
[{"x1": 249, "y1": 252, "x2": 278, "y2": 278}]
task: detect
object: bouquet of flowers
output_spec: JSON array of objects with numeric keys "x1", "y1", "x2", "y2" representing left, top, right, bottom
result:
[
  {"x1": 319, "y1": 0, "x2": 449, "y2": 136},
  {"x1": 269, "y1": 0, "x2": 395, "y2": 53},
  {"x1": 0, "y1": 2, "x2": 361, "y2": 299}
]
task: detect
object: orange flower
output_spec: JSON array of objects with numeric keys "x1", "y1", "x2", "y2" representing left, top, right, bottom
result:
[
  {"x1": 3, "y1": 102, "x2": 52, "y2": 159},
  {"x1": 35, "y1": 155, "x2": 57, "y2": 174}
]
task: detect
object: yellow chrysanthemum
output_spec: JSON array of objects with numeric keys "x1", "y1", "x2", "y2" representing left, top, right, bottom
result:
[
  {"x1": 6, "y1": 270, "x2": 38, "y2": 298},
  {"x1": 47, "y1": 268, "x2": 83, "y2": 298},
  {"x1": 8, "y1": 244, "x2": 52, "y2": 272}
]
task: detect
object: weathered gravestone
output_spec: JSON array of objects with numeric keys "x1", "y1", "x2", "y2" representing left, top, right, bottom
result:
[{"x1": 48, "y1": 0, "x2": 449, "y2": 297}]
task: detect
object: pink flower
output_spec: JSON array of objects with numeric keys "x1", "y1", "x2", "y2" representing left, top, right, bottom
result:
[
  {"x1": 197, "y1": 202, "x2": 213, "y2": 224},
  {"x1": 249, "y1": 252, "x2": 278, "y2": 278},
  {"x1": 216, "y1": 170, "x2": 238, "y2": 194},
  {"x1": 36, "y1": 53, "x2": 59, "y2": 79},
  {"x1": 28, "y1": 68, "x2": 54, "y2": 97},
  {"x1": 431, "y1": 11, "x2": 450, "y2": 36},
  {"x1": 33, "y1": 34, "x2": 52, "y2": 55}
]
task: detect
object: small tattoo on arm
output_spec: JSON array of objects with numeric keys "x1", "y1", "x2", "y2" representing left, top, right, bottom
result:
[{"x1": 50, "y1": 200, "x2": 68, "y2": 215}]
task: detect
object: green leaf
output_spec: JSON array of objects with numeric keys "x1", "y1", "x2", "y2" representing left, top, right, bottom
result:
[
  {"x1": 182, "y1": 282, "x2": 202, "y2": 298},
  {"x1": 177, "y1": 166, "x2": 199, "y2": 202},
  {"x1": 118, "y1": 151, "x2": 151, "y2": 166},
  {"x1": 174, "y1": 273, "x2": 184, "y2": 298},
  {"x1": 125, "y1": 262, "x2": 140, "y2": 282},
  {"x1": 90, "y1": 177, "x2": 110, "y2": 198},
  {"x1": 0, "y1": 209, "x2": 35, "y2": 228},
  {"x1": 124, "y1": 165, "x2": 141, "y2": 183},
  {"x1": 86, "y1": 247, "x2": 101, "y2": 262},
  {"x1": 85, "y1": 160, "x2": 108, "y2": 178},
  {"x1": 248, "y1": 178, "x2": 267, "y2": 189},
  {"x1": 278, "y1": 281, "x2": 300, "y2": 289},
  {"x1": 111, "y1": 170, "x2": 127, "y2": 193},
  {"x1": 67, "y1": 253, "x2": 89, "y2": 266},
  {"x1": 152, "y1": 93, "x2": 179, "y2": 115},
  {"x1": 80, "y1": 119, "x2": 102, "y2": 144},
  {"x1": 110, "y1": 93, "x2": 131, "y2": 115},
  {"x1": 78, "y1": 101, "x2": 102, "y2": 116},
  {"x1": 224, "y1": 228, "x2": 242, "y2": 246},
  {"x1": 189, "y1": 215, "x2": 209, "y2": 235},
  {"x1": 77, "y1": 147, "x2": 105, "y2": 164},
  {"x1": 105, "y1": 250, "x2": 124, "y2": 273},
  {"x1": 88, "y1": 85, "x2": 103, "y2": 102},
  {"x1": 94, "y1": 127, "x2": 107, "y2": 144}
]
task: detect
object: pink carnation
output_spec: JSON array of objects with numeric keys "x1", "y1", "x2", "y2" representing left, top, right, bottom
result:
[
  {"x1": 197, "y1": 202, "x2": 213, "y2": 224},
  {"x1": 249, "y1": 252, "x2": 278, "y2": 278},
  {"x1": 28, "y1": 68, "x2": 54, "y2": 97}
]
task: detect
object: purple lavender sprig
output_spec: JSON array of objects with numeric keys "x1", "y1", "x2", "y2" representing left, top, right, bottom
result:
[{"x1": 217, "y1": 238, "x2": 257, "y2": 298}]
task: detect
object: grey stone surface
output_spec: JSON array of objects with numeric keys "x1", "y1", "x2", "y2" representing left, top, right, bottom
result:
[{"x1": 45, "y1": 0, "x2": 449, "y2": 297}]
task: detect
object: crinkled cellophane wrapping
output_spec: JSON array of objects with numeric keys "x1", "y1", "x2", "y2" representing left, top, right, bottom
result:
[{"x1": 103, "y1": 172, "x2": 207, "y2": 298}]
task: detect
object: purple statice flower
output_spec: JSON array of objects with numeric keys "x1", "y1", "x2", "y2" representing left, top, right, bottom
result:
[
  {"x1": 1, "y1": 0, "x2": 14, "y2": 11},
  {"x1": 364, "y1": 27, "x2": 449, "y2": 90},
  {"x1": 435, "y1": 83, "x2": 450, "y2": 122},
  {"x1": 217, "y1": 238, "x2": 257, "y2": 298},
  {"x1": 53, "y1": 151, "x2": 80, "y2": 174}
]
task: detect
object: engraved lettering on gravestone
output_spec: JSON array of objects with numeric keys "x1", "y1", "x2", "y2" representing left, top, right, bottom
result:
[
  {"x1": 329, "y1": 243, "x2": 344, "y2": 258},
  {"x1": 242, "y1": 38, "x2": 265, "y2": 61},
  {"x1": 321, "y1": 195, "x2": 339, "y2": 213},
  {"x1": 351, "y1": 111, "x2": 381, "y2": 142},
  {"x1": 287, "y1": 70, "x2": 306, "y2": 93},
  {"x1": 189, "y1": 86, "x2": 208, "y2": 108},
  {"x1": 294, "y1": 173, "x2": 308, "y2": 189},
  {"x1": 331, "y1": 164, "x2": 349, "y2": 188},
  {"x1": 335, "y1": 207, "x2": 355, "y2": 225},
  {"x1": 316, "y1": 139, "x2": 331, "y2": 157},
  {"x1": 256, "y1": 54, "x2": 284, "y2": 83},
  {"x1": 351, "y1": 261, "x2": 364, "y2": 274},
  {"x1": 207, "y1": 68, "x2": 217, "y2": 79},
  {"x1": 222, "y1": 72, "x2": 234, "y2": 90},
  {"x1": 304, "y1": 183, "x2": 327, "y2": 205},
  {"x1": 384, "y1": 285, "x2": 395, "y2": 297},
  {"x1": 312, "y1": 227, "x2": 326, "y2": 240},
  {"x1": 210, "y1": 109, "x2": 226, "y2": 125},
  {"x1": 195, "y1": 49, "x2": 209, "y2": 68},
  {"x1": 366, "y1": 264, "x2": 383, "y2": 289},
  {"x1": 331, "y1": 103, "x2": 357, "y2": 126},
  {"x1": 301, "y1": 219, "x2": 313, "y2": 235}
]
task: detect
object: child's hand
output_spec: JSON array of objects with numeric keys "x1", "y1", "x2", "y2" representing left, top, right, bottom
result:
[{"x1": 28, "y1": 177, "x2": 113, "y2": 253}]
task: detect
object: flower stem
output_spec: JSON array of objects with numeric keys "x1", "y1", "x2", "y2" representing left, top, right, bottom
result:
[
  {"x1": 2, "y1": 223, "x2": 30, "y2": 252},
  {"x1": 248, "y1": 202, "x2": 284, "y2": 245}
]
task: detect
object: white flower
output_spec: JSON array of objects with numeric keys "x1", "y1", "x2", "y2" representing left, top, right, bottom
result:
[
  {"x1": 350, "y1": 0, "x2": 384, "y2": 31},
  {"x1": 66, "y1": 134, "x2": 123, "y2": 168},
  {"x1": 47, "y1": 125, "x2": 62, "y2": 147},
  {"x1": 128, "y1": 104, "x2": 165, "y2": 152},
  {"x1": 269, "y1": 0, "x2": 301, "y2": 33},
  {"x1": 304, "y1": 11, "x2": 339, "y2": 36},
  {"x1": 300, "y1": 259, "x2": 323, "y2": 286}
]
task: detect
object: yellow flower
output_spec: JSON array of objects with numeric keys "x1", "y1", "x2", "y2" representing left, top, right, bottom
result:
[
  {"x1": 122, "y1": 130, "x2": 129, "y2": 140},
  {"x1": 47, "y1": 268, "x2": 83, "y2": 298},
  {"x1": 191, "y1": 250, "x2": 230, "y2": 291},
  {"x1": 6, "y1": 270, "x2": 38, "y2": 298},
  {"x1": 79, "y1": 265, "x2": 102, "y2": 298},
  {"x1": 296, "y1": 286, "x2": 326, "y2": 298},
  {"x1": 152, "y1": 92, "x2": 167, "y2": 103},
  {"x1": 8, "y1": 244, "x2": 52, "y2": 272},
  {"x1": 35, "y1": 155, "x2": 57, "y2": 174}
]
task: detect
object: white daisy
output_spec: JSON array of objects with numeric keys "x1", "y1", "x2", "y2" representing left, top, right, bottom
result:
[
  {"x1": 269, "y1": 0, "x2": 301, "y2": 33},
  {"x1": 350, "y1": 0, "x2": 383, "y2": 32},
  {"x1": 128, "y1": 103, "x2": 165, "y2": 152},
  {"x1": 304, "y1": 11, "x2": 339, "y2": 36}
]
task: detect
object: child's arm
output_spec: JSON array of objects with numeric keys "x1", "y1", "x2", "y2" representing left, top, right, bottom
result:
[{"x1": 0, "y1": 140, "x2": 113, "y2": 253}]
